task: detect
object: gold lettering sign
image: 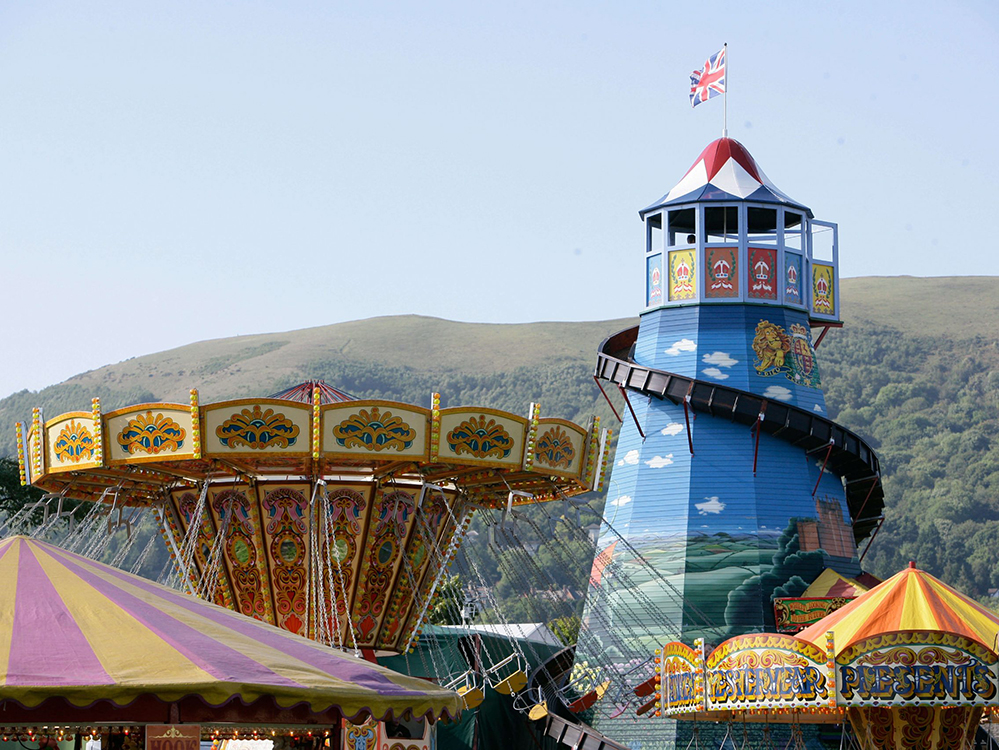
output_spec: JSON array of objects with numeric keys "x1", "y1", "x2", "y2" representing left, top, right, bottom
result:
[
  {"x1": 660, "y1": 641, "x2": 704, "y2": 715},
  {"x1": 836, "y1": 632, "x2": 999, "y2": 707},
  {"x1": 774, "y1": 597, "x2": 852, "y2": 633},
  {"x1": 704, "y1": 634, "x2": 830, "y2": 711},
  {"x1": 145, "y1": 725, "x2": 200, "y2": 750}
]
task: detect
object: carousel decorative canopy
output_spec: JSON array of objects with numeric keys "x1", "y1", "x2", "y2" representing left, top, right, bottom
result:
[
  {"x1": 15, "y1": 384, "x2": 609, "y2": 654},
  {"x1": 0, "y1": 536, "x2": 462, "y2": 726},
  {"x1": 647, "y1": 564, "x2": 999, "y2": 749},
  {"x1": 796, "y1": 562, "x2": 999, "y2": 650}
]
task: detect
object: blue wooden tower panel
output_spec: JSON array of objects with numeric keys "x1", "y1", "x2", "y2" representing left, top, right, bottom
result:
[
  {"x1": 635, "y1": 306, "x2": 827, "y2": 413},
  {"x1": 592, "y1": 395, "x2": 856, "y2": 644},
  {"x1": 578, "y1": 138, "x2": 860, "y2": 748}
]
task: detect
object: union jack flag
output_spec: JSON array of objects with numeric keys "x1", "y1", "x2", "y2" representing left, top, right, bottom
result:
[{"x1": 690, "y1": 47, "x2": 726, "y2": 108}]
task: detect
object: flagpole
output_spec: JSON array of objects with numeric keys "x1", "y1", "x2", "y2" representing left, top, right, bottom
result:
[{"x1": 722, "y1": 42, "x2": 728, "y2": 137}]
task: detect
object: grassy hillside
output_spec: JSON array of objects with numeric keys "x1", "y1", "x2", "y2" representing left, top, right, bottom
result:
[
  {"x1": 48, "y1": 316, "x2": 637, "y2": 403},
  {"x1": 0, "y1": 316, "x2": 633, "y2": 440},
  {"x1": 4, "y1": 276, "x2": 999, "y2": 597},
  {"x1": 840, "y1": 276, "x2": 999, "y2": 339}
]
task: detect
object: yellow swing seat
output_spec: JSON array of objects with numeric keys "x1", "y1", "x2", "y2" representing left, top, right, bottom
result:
[
  {"x1": 527, "y1": 701, "x2": 549, "y2": 721},
  {"x1": 458, "y1": 683, "x2": 485, "y2": 709},
  {"x1": 493, "y1": 669, "x2": 528, "y2": 696}
]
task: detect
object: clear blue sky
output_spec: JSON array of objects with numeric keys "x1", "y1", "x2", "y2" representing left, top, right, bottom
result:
[{"x1": 2, "y1": 1, "x2": 997, "y2": 397}]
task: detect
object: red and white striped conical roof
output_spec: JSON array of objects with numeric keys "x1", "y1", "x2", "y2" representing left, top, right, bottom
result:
[{"x1": 640, "y1": 138, "x2": 811, "y2": 217}]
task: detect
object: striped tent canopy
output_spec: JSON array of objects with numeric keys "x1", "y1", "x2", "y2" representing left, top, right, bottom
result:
[
  {"x1": 797, "y1": 562, "x2": 999, "y2": 654},
  {"x1": 0, "y1": 536, "x2": 460, "y2": 726},
  {"x1": 801, "y1": 568, "x2": 869, "y2": 598},
  {"x1": 638, "y1": 137, "x2": 812, "y2": 219}
]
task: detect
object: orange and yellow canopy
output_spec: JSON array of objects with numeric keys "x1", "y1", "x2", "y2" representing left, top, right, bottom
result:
[{"x1": 797, "y1": 562, "x2": 999, "y2": 655}]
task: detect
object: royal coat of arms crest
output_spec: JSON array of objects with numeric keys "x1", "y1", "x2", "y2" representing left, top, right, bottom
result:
[{"x1": 752, "y1": 321, "x2": 821, "y2": 388}]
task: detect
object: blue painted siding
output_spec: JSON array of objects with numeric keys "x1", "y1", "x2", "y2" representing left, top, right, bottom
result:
[
  {"x1": 636, "y1": 306, "x2": 827, "y2": 412},
  {"x1": 582, "y1": 398, "x2": 856, "y2": 640},
  {"x1": 579, "y1": 366, "x2": 855, "y2": 746},
  {"x1": 584, "y1": 268, "x2": 851, "y2": 748}
]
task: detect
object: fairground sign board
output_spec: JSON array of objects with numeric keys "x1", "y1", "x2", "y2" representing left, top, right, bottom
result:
[
  {"x1": 702, "y1": 634, "x2": 833, "y2": 712},
  {"x1": 836, "y1": 631, "x2": 999, "y2": 707},
  {"x1": 659, "y1": 639, "x2": 705, "y2": 715},
  {"x1": 145, "y1": 725, "x2": 200, "y2": 750},
  {"x1": 773, "y1": 597, "x2": 853, "y2": 633}
]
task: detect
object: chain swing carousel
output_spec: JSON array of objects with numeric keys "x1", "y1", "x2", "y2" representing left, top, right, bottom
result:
[{"x1": 15, "y1": 382, "x2": 611, "y2": 745}]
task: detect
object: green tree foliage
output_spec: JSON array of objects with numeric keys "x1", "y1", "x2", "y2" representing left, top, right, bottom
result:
[
  {"x1": 821, "y1": 324, "x2": 999, "y2": 597},
  {"x1": 548, "y1": 615, "x2": 581, "y2": 647},
  {"x1": 0, "y1": 456, "x2": 43, "y2": 523},
  {"x1": 723, "y1": 520, "x2": 827, "y2": 637},
  {"x1": 427, "y1": 574, "x2": 466, "y2": 626},
  {"x1": 7, "y1": 301, "x2": 999, "y2": 608},
  {"x1": 472, "y1": 512, "x2": 598, "y2": 627},
  {"x1": 0, "y1": 456, "x2": 95, "y2": 530},
  {"x1": 0, "y1": 458, "x2": 168, "y2": 578}
]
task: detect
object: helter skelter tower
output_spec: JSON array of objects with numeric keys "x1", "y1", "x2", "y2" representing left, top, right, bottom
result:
[{"x1": 578, "y1": 138, "x2": 884, "y2": 742}]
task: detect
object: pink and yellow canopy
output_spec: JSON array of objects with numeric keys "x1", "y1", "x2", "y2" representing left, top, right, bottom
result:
[
  {"x1": 797, "y1": 562, "x2": 999, "y2": 655},
  {"x1": 0, "y1": 536, "x2": 461, "y2": 725}
]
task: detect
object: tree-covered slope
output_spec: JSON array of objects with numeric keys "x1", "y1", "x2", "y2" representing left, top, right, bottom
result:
[
  {"x1": 820, "y1": 318, "x2": 999, "y2": 595},
  {"x1": 4, "y1": 276, "x2": 999, "y2": 598}
]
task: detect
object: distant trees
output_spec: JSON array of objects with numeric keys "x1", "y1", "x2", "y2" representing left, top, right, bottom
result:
[
  {"x1": 0, "y1": 457, "x2": 44, "y2": 524},
  {"x1": 5, "y1": 313, "x2": 999, "y2": 607},
  {"x1": 427, "y1": 574, "x2": 467, "y2": 626},
  {"x1": 822, "y1": 324, "x2": 999, "y2": 597}
]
